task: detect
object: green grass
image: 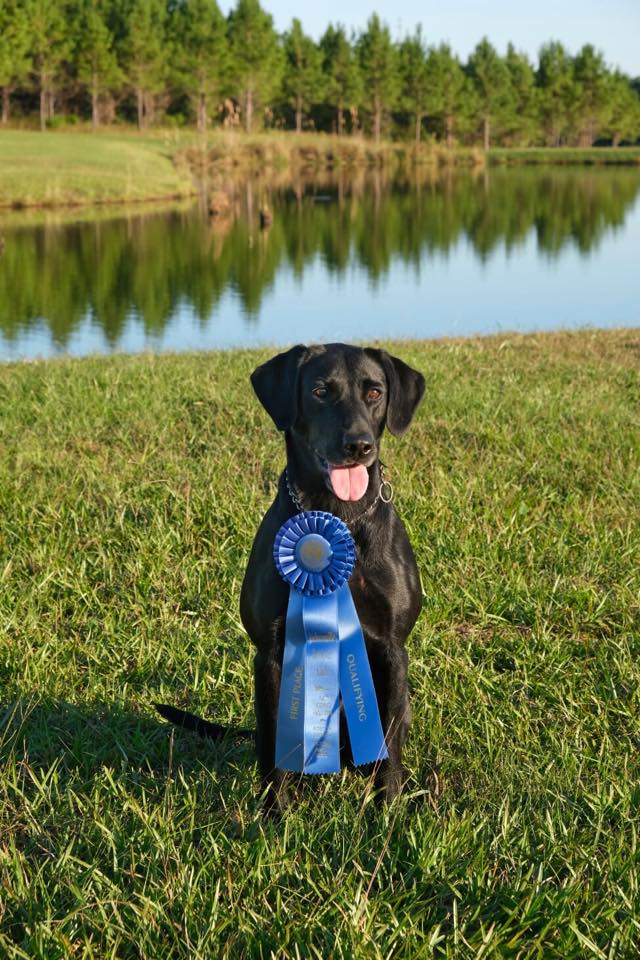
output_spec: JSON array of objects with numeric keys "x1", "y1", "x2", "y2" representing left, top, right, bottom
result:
[
  {"x1": 490, "y1": 146, "x2": 640, "y2": 166},
  {"x1": 0, "y1": 330, "x2": 639, "y2": 958},
  {"x1": 0, "y1": 130, "x2": 197, "y2": 208}
]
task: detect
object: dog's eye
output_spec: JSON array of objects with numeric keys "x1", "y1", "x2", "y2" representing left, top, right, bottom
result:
[
  {"x1": 312, "y1": 386, "x2": 328, "y2": 399},
  {"x1": 366, "y1": 388, "x2": 382, "y2": 401}
]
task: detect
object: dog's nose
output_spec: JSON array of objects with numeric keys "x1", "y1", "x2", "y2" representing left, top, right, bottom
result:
[{"x1": 342, "y1": 433, "x2": 374, "y2": 461}]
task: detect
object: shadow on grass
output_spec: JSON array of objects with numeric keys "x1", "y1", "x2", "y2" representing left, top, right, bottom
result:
[
  {"x1": 0, "y1": 696, "x2": 254, "y2": 786},
  {"x1": 0, "y1": 697, "x2": 438, "y2": 831}
]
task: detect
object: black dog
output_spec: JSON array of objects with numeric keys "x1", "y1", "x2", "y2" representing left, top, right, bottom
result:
[{"x1": 157, "y1": 343, "x2": 425, "y2": 814}]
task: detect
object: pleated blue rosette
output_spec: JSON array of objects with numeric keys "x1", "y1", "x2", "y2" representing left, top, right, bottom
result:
[{"x1": 273, "y1": 511, "x2": 389, "y2": 774}]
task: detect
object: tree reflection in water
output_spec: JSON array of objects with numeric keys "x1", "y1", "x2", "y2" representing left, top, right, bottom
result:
[{"x1": 1, "y1": 165, "x2": 639, "y2": 351}]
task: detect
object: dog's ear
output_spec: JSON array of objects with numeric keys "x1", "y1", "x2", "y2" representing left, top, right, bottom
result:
[
  {"x1": 366, "y1": 348, "x2": 426, "y2": 436},
  {"x1": 250, "y1": 344, "x2": 308, "y2": 431}
]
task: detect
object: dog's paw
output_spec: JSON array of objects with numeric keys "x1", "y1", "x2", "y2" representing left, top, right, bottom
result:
[
  {"x1": 259, "y1": 776, "x2": 292, "y2": 821},
  {"x1": 374, "y1": 761, "x2": 409, "y2": 804}
]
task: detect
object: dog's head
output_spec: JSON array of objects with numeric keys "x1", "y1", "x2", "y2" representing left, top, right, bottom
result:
[{"x1": 251, "y1": 343, "x2": 425, "y2": 502}]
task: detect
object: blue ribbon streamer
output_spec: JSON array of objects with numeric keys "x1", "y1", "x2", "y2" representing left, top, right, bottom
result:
[{"x1": 274, "y1": 511, "x2": 389, "y2": 774}]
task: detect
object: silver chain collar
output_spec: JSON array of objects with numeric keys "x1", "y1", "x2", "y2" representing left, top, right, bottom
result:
[{"x1": 284, "y1": 464, "x2": 393, "y2": 526}]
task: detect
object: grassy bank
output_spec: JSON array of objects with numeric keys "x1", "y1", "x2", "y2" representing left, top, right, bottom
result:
[
  {"x1": 191, "y1": 136, "x2": 640, "y2": 176},
  {"x1": 2, "y1": 128, "x2": 639, "y2": 209},
  {"x1": 0, "y1": 129, "x2": 483, "y2": 208},
  {"x1": 0, "y1": 130, "x2": 196, "y2": 208},
  {"x1": 1, "y1": 330, "x2": 638, "y2": 957},
  {"x1": 490, "y1": 146, "x2": 640, "y2": 165},
  {"x1": 182, "y1": 131, "x2": 485, "y2": 178}
]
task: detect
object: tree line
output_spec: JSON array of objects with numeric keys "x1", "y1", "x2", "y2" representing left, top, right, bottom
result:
[{"x1": 0, "y1": 0, "x2": 639, "y2": 147}]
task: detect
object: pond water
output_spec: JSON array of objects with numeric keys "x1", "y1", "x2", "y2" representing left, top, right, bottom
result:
[{"x1": 0, "y1": 165, "x2": 639, "y2": 361}]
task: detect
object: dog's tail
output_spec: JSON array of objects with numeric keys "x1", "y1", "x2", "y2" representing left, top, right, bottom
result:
[{"x1": 154, "y1": 703, "x2": 254, "y2": 742}]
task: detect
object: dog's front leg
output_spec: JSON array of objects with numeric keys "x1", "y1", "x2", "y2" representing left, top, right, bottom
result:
[
  {"x1": 369, "y1": 643, "x2": 411, "y2": 802},
  {"x1": 254, "y1": 648, "x2": 291, "y2": 816}
]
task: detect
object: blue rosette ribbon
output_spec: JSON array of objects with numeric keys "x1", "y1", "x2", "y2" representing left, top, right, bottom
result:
[{"x1": 273, "y1": 511, "x2": 389, "y2": 774}]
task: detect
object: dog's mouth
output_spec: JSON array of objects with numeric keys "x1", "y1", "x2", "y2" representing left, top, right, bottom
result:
[{"x1": 314, "y1": 451, "x2": 371, "y2": 502}]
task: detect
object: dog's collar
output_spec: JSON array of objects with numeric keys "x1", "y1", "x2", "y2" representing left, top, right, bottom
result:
[{"x1": 284, "y1": 465, "x2": 393, "y2": 526}]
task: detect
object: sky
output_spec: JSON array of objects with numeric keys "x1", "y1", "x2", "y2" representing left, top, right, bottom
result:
[{"x1": 218, "y1": 0, "x2": 640, "y2": 76}]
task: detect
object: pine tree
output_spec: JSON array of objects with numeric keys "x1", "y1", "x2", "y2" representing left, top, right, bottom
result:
[
  {"x1": 175, "y1": 0, "x2": 226, "y2": 132},
  {"x1": 0, "y1": 0, "x2": 31, "y2": 124},
  {"x1": 467, "y1": 38, "x2": 513, "y2": 150},
  {"x1": 536, "y1": 41, "x2": 575, "y2": 146},
  {"x1": 503, "y1": 45, "x2": 537, "y2": 145},
  {"x1": 123, "y1": 0, "x2": 166, "y2": 129},
  {"x1": 282, "y1": 19, "x2": 323, "y2": 133},
  {"x1": 398, "y1": 26, "x2": 429, "y2": 143},
  {"x1": 320, "y1": 24, "x2": 361, "y2": 136},
  {"x1": 605, "y1": 71, "x2": 640, "y2": 147},
  {"x1": 0, "y1": 2, "x2": 637, "y2": 142},
  {"x1": 227, "y1": 0, "x2": 282, "y2": 133},
  {"x1": 573, "y1": 44, "x2": 609, "y2": 145},
  {"x1": 424, "y1": 44, "x2": 470, "y2": 146},
  {"x1": 26, "y1": 0, "x2": 71, "y2": 130},
  {"x1": 76, "y1": 0, "x2": 123, "y2": 129},
  {"x1": 357, "y1": 15, "x2": 398, "y2": 143}
]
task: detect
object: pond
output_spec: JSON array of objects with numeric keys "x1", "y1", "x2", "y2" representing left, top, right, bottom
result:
[{"x1": 0, "y1": 164, "x2": 639, "y2": 361}]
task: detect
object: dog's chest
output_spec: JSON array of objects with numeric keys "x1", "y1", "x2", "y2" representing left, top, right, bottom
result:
[
  {"x1": 347, "y1": 538, "x2": 421, "y2": 641},
  {"x1": 348, "y1": 566, "x2": 400, "y2": 640}
]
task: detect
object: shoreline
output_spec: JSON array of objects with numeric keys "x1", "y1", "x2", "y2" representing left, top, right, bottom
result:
[
  {"x1": 2, "y1": 327, "x2": 637, "y2": 368},
  {"x1": 1, "y1": 129, "x2": 639, "y2": 211},
  {"x1": 0, "y1": 190, "x2": 197, "y2": 213}
]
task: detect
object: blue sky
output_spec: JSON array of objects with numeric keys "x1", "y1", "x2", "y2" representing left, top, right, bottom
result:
[{"x1": 219, "y1": 0, "x2": 639, "y2": 76}]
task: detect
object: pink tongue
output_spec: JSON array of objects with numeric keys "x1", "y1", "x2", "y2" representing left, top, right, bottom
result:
[{"x1": 328, "y1": 464, "x2": 369, "y2": 501}]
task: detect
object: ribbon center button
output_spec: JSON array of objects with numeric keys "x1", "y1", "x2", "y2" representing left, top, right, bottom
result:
[{"x1": 295, "y1": 533, "x2": 333, "y2": 573}]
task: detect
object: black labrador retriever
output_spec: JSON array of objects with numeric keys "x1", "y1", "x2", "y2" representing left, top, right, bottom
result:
[{"x1": 157, "y1": 343, "x2": 425, "y2": 814}]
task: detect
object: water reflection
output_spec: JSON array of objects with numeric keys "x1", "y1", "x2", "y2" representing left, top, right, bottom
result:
[{"x1": 1, "y1": 165, "x2": 639, "y2": 358}]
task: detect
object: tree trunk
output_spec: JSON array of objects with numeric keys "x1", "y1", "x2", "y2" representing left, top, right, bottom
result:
[
  {"x1": 136, "y1": 87, "x2": 144, "y2": 129},
  {"x1": 1, "y1": 86, "x2": 10, "y2": 125},
  {"x1": 483, "y1": 116, "x2": 490, "y2": 151},
  {"x1": 40, "y1": 81, "x2": 47, "y2": 131},
  {"x1": 295, "y1": 96, "x2": 302, "y2": 134},
  {"x1": 245, "y1": 87, "x2": 253, "y2": 133},
  {"x1": 374, "y1": 95, "x2": 381, "y2": 143},
  {"x1": 337, "y1": 98, "x2": 344, "y2": 137},
  {"x1": 446, "y1": 113, "x2": 454, "y2": 147},
  {"x1": 612, "y1": 132, "x2": 621, "y2": 148},
  {"x1": 415, "y1": 111, "x2": 421, "y2": 144},
  {"x1": 92, "y1": 73, "x2": 99, "y2": 131}
]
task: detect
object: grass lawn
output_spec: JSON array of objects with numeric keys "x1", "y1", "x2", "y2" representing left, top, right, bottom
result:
[
  {"x1": 0, "y1": 330, "x2": 638, "y2": 957},
  {"x1": 0, "y1": 130, "x2": 196, "y2": 208}
]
